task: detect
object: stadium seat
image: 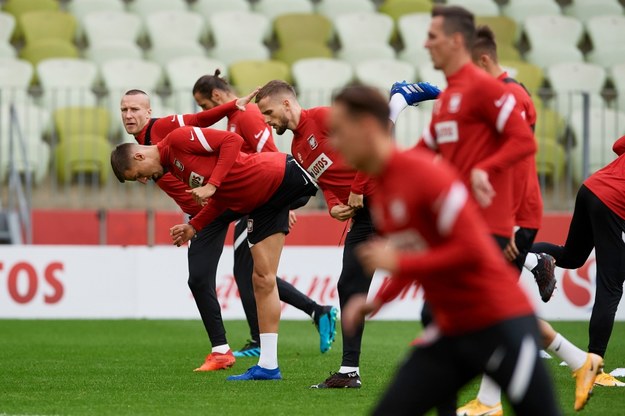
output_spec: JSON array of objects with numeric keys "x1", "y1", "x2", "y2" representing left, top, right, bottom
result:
[
  {"x1": 85, "y1": 41, "x2": 143, "y2": 67},
  {"x1": 37, "y1": 58, "x2": 98, "y2": 110},
  {"x1": 166, "y1": 56, "x2": 228, "y2": 114},
  {"x1": 610, "y1": 63, "x2": 625, "y2": 112},
  {"x1": 398, "y1": 47, "x2": 432, "y2": 68},
  {"x1": 524, "y1": 15, "x2": 584, "y2": 50},
  {"x1": 316, "y1": 0, "x2": 375, "y2": 21},
  {"x1": 535, "y1": 104, "x2": 567, "y2": 142},
  {"x1": 475, "y1": 16, "x2": 518, "y2": 48},
  {"x1": 379, "y1": 0, "x2": 432, "y2": 22},
  {"x1": 535, "y1": 136, "x2": 566, "y2": 183},
  {"x1": 588, "y1": 48, "x2": 625, "y2": 70},
  {"x1": 398, "y1": 13, "x2": 431, "y2": 51},
  {"x1": 0, "y1": 135, "x2": 51, "y2": 185},
  {"x1": 55, "y1": 135, "x2": 112, "y2": 185},
  {"x1": 210, "y1": 42, "x2": 271, "y2": 67},
  {"x1": 355, "y1": 59, "x2": 416, "y2": 93},
  {"x1": 229, "y1": 60, "x2": 290, "y2": 96},
  {"x1": 0, "y1": 58, "x2": 33, "y2": 104},
  {"x1": 587, "y1": 16, "x2": 625, "y2": 68},
  {"x1": 393, "y1": 106, "x2": 432, "y2": 150},
  {"x1": 274, "y1": 14, "x2": 332, "y2": 48},
  {"x1": 53, "y1": 106, "x2": 111, "y2": 142},
  {"x1": 68, "y1": 0, "x2": 125, "y2": 41},
  {"x1": 446, "y1": 0, "x2": 499, "y2": 17},
  {"x1": 418, "y1": 63, "x2": 447, "y2": 90},
  {"x1": 502, "y1": 0, "x2": 561, "y2": 26},
  {"x1": 253, "y1": 0, "x2": 314, "y2": 22},
  {"x1": 127, "y1": 0, "x2": 188, "y2": 15},
  {"x1": 83, "y1": 11, "x2": 142, "y2": 47},
  {"x1": 147, "y1": 42, "x2": 206, "y2": 67},
  {"x1": 3, "y1": 0, "x2": 58, "y2": 41},
  {"x1": 525, "y1": 44, "x2": 584, "y2": 70},
  {"x1": 0, "y1": 43, "x2": 16, "y2": 59},
  {"x1": 20, "y1": 39, "x2": 79, "y2": 66},
  {"x1": 20, "y1": 11, "x2": 76, "y2": 45},
  {"x1": 0, "y1": 11, "x2": 16, "y2": 42},
  {"x1": 274, "y1": 41, "x2": 333, "y2": 67},
  {"x1": 547, "y1": 62, "x2": 607, "y2": 118},
  {"x1": 101, "y1": 59, "x2": 163, "y2": 96},
  {"x1": 209, "y1": 11, "x2": 270, "y2": 47},
  {"x1": 292, "y1": 58, "x2": 353, "y2": 108},
  {"x1": 564, "y1": 0, "x2": 623, "y2": 24},
  {"x1": 335, "y1": 12, "x2": 394, "y2": 48},
  {"x1": 192, "y1": 0, "x2": 250, "y2": 17},
  {"x1": 497, "y1": 44, "x2": 521, "y2": 62},
  {"x1": 338, "y1": 43, "x2": 396, "y2": 67},
  {"x1": 500, "y1": 60, "x2": 544, "y2": 93},
  {"x1": 144, "y1": 10, "x2": 205, "y2": 46}
]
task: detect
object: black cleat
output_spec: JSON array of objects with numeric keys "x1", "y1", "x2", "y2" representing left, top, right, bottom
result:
[
  {"x1": 233, "y1": 339, "x2": 261, "y2": 358},
  {"x1": 532, "y1": 253, "x2": 557, "y2": 303},
  {"x1": 310, "y1": 372, "x2": 362, "y2": 389}
]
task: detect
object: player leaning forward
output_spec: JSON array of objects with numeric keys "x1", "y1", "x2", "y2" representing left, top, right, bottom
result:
[{"x1": 110, "y1": 125, "x2": 318, "y2": 381}]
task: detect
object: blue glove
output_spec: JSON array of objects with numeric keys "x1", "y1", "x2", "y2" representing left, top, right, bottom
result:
[{"x1": 390, "y1": 81, "x2": 441, "y2": 106}]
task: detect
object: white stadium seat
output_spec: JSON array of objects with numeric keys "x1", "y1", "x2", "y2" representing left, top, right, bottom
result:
[
  {"x1": 68, "y1": 0, "x2": 125, "y2": 41},
  {"x1": 253, "y1": 0, "x2": 314, "y2": 22},
  {"x1": 127, "y1": 0, "x2": 188, "y2": 15},
  {"x1": 446, "y1": 0, "x2": 499, "y2": 17},
  {"x1": 610, "y1": 64, "x2": 625, "y2": 112},
  {"x1": 547, "y1": 62, "x2": 607, "y2": 119},
  {"x1": 564, "y1": 0, "x2": 623, "y2": 24},
  {"x1": 192, "y1": 0, "x2": 250, "y2": 16},
  {"x1": 335, "y1": 12, "x2": 394, "y2": 48},
  {"x1": 144, "y1": 10, "x2": 205, "y2": 45},
  {"x1": 502, "y1": 0, "x2": 561, "y2": 25},
  {"x1": 398, "y1": 13, "x2": 431, "y2": 52},
  {"x1": 37, "y1": 58, "x2": 98, "y2": 110},
  {"x1": 355, "y1": 59, "x2": 416, "y2": 93},
  {"x1": 83, "y1": 11, "x2": 142, "y2": 47},
  {"x1": 0, "y1": 58, "x2": 33, "y2": 104},
  {"x1": 209, "y1": 11, "x2": 270, "y2": 47},
  {"x1": 399, "y1": 47, "x2": 433, "y2": 68},
  {"x1": 338, "y1": 43, "x2": 396, "y2": 67},
  {"x1": 316, "y1": 0, "x2": 375, "y2": 21},
  {"x1": 292, "y1": 58, "x2": 353, "y2": 108},
  {"x1": 525, "y1": 44, "x2": 584, "y2": 70},
  {"x1": 166, "y1": 56, "x2": 228, "y2": 114},
  {"x1": 147, "y1": 42, "x2": 206, "y2": 67},
  {"x1": 524, "y1": 15, "x2": 584, "y2": 49},
  {"x1": 85, "y1": 41, "x2": 143, "y2": 67},
  {"x1": 417, "y1": 64, "x2": 447, "y2": 93},
  {"x1": 587, "y1": 16, "x2": 625, "y2": 69},
  {"x1": 209, "y1": 42, "x2": 270, "y2": 67},
  {"x1": 0, "y1": 11, "x2": 16, "y2": 42}
]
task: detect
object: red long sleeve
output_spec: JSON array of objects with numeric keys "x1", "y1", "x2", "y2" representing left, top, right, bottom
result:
[
  {"x1": 322, "y1": 188, "x2": 341, "y2": 212},
  {"x1": 183, "y1": 100, "x2": 238, "y2": 127},
  {"x1": 188, "y1": 200, "x2": 227, "y2": 232},
  {"x1": 203, "y1": 133, "x2": 243, "y2": 187},
  {"x1": 613, "y1": 135, "x2": 625, "y2": 156},
  {"x1": 350, "y1": 171, "x2": 370, "y2": 195}
]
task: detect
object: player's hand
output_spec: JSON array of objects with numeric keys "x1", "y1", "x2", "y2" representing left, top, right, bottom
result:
[
  {"x1": 169, "y1": 224, "x2": 196, "y2": 247},
  {"x1": 330, "y1": 204, "x2": 355, "y2": 222},
  {"x1": 342, "y1": 294, "x2": 381, "y2": 337},
  {"x1": 347, "y1": 192, "x2": 364, "y2": 210},
  {"x1": 186, "y1": 183, "x2": 217, "y2": 206},
  {"x1": 236, "y1": 88, "x2": 260, "y2": 110},
  {"x1": 470, "y1": 168, "x2": 495, "y2": 208},
  {"x1": 504, "y1": 235, "x2": 520, "y2": 262},
  {"x1": 356, "y1": 238, "x2": 399, "y2": 275},
  {"x1": 288, "y1": 210, "x2": 297, "y2": 230}
]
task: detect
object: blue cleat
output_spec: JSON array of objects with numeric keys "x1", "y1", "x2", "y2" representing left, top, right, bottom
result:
[
  {"x1": 390, "y1": 81, "x2": 441, "y2": 106},
  {"x1": 233, "y1": 340, "x2": 261, "y2": 358},
  {"x1": 314, "y1": 306, "x2": 338, "y2": 354},
  {"x1": 226, "y1": 365, "x2": 282, "y2": 381}
]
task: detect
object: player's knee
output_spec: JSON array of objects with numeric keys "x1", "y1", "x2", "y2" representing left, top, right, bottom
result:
[{"x1": 252, "y1": 271, "x2": 276, "y2": 293}]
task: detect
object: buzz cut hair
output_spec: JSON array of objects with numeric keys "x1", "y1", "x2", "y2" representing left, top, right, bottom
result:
[
  {"x1": 472, "y1": 25, "x2": 498, "y2": 63},
  {"x1": 432, "y1": 5, "x2": 476, "y2": 50},
  {"x1": 333, "y1": 85, "x2": 391, "y2": 129},
  {"x1": 255, "y1": 80, "x2": 297, "y2": 103},
  {"x1": 110, "y1": 143, "x2": 136, "y2": 183},
  {"x1": 124, "y1": 89, "x2": 148, "y2": 96}
]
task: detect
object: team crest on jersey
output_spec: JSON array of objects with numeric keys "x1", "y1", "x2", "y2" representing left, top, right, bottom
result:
[
  {"x1": 247, "y1": 219, "x2": 254, "y2": 233},
  {"x1": 229, "y1": 124, "x2": 237, "y2": 132},
  {"x1": 448, "y1": 93, "x2": 462, "y2": 113},
  {"x1": 189, "y1": 171, "x2": 205, "y2": 188},
  {"x1": 307, "y1": 134, "x2": 318, "y2": 150},
  {"x1": 174, "y1": 159, "x2": 184, "y2": 171},
  {"x1": 389, "y1": 198, "x2": 408, "y2": 226}
]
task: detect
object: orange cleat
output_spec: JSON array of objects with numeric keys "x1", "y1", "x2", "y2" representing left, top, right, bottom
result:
[
  {"x1": 572, "y1": 353, "x2": 603, "y2": 411},
  {"x1": 194, "y1": 350, "x2": 236, "y2": 372}
]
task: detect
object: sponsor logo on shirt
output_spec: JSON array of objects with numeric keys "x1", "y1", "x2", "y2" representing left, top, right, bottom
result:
[
  {"x1": 254, "y1": 130, "x2": 264, "y2": 139},
  {"x1": 448, "y1": 93, "x2": 462, "y2": 113},
  {"x1": 434, "y1": 121, "x2": 459, "y2": 144},
  {"x1": 307, "y1": 134, "x2": 318, "y2": 150},
  {"x1": 174, "y1": 159, "x2": 184, "y2": 171},
  {"x1": 189, "y1": 130, "x2": 195, "y2": 141},
  {"x1": 247, "y1": 218, "x2": 254, "y2": 233},
  {"x1": 189, "y1": 171, "x2": 205, "y2": 188},
  {"x1": 306, "y1": 153, "x2": 333, "y2": 180}
]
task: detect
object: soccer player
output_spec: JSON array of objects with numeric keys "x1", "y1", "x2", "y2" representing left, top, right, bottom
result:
[
  {"x1": 455, "y1": 25, "x2": 604, "y2": 415},
  {"x1": 331, "y1": 84, "x2": 562, "y2": 416},
  {"x1": 533, "y1": 134, "x2": 625, "y2": 388},
  {"x1": 237, "y1": 80, "x2": 376, "y2": 388},
  {"x1": 111, "y1": 126, "x2": 319, "y2": 380}
]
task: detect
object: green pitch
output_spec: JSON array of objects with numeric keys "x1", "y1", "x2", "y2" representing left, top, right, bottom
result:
[{"x1": 1, "y1": 320, "x2": 624, "y2": 415}]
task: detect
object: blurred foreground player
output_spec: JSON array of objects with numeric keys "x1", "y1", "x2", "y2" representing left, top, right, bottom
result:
[
  {"x1": 333, "y1": 85, "x2": 562, "y2": 416},
  {"x1": 111, "y1": 126, "x2": 318, "y2": 380}
]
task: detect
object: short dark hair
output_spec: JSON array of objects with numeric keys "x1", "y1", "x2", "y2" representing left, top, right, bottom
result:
[
  {"x1": 255, "y1": 80, "x2": 297, "y2": 103},
  {"x1": 192, "y1": 69, "x2": 233, "y2": 98},
  {"x1": 472, "y1": 25, "x2": 498, "y2": 63},
  {"x1": 432, "y1": 5, "x2": 476, "y2": 50},
  {"x1": 110, "y1": 143, "x2": 135, "y2": 183},
  {"x1": 124, "y1": 89, "x2": 148, "y2": 96},
  {"x1": 333, "y1": 85, "x2": 391, "y2": 129}
]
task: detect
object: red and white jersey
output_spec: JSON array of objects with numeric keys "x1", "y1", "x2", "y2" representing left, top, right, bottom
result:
[
  {"x1": 372, "y1": 149, "x2": 534, "y2": 335},
  {"x1": 157, "y1": 126, "x2": 287, "y2": 231},
  {"x1": 227, "y1": 103, "x2": 279, "y2": 154},
  {"x1": 417, "y1": 63, "x2": 536, "y2": 237},
  {"x1": 584, "y1": 135, "x2": 625, "y2": 220},
  {"x1": 292, "y1": 107, "x2": 374, "y2": 211},
  {"x1": 499, "y1": 72, "x2": 543, "y2": 230}
]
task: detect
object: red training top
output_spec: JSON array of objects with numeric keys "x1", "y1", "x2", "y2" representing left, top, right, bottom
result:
[
  {"x1": 227, "y1": 103, "x2": 279, "y2": 154},
  {"x1": 372, "y1": 149, "x2": 534, "y2": 335},
  {"x1": 156, "y1": 126, "x2": 287, "y2": 232},
  {"x1": 292, "y1": 107, "x2": 374, "y2": 212},
  {"x1": 417, "y1": 63, "x2": 536, "y2": 238},
  {"x1": 584, "y1": 135, "x2": 625, "y2": 220}
]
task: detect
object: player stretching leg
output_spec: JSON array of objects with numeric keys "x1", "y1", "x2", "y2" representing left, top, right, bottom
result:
[
  {"x1": 111, "y1": 127, "x2": 318, "y2": 380},
  {"x1": 192, "y1": 72, "x2": 337, "y2": 356},
  {"x1": 332, "y1": 85, "x2": 562, "y2": 416},
  {"x1": 533, "y1": 134, "x2": 625, "y2": 388}
]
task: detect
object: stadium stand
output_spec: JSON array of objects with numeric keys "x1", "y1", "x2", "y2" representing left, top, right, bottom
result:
[
  {"x1": 144, "y1": 10, "x2": 205, "y2": 46},
  {"x1": 499, "y1": 60, "x2": 545, "y2": 93},
  {"x1": 67, "y1": 0, "x2": 125, "y2": 42},
  {"x1": 37, "y1": 58, "x2": 98, "y2": 110},
  {"x1": 166, "y1": 56, "x2": 227, "y2": 114},
  {"x1": 398, "y1": 46, "x2": 432, "y2": 68},
  {"x1": 53, "y1": 106, "x2": 110, "y2": 143},
  {"x1": 21, "y1": 10, "x2": 76, "y2": 45},
  {"x1": 0, "y1": 11, "x2": 16, "y2": 50},
  {"x1": 292, "y1": 58, "x2": 354, "y2": 108},
  {"x1": 147, "y1": 42, "x2": 206, "y2": 67},
  {"x1": 54, "y1": 135, "x2": 112, "y2": 185},
  {"x1": 393, "y1": 106, "x2": 431, "y2": 149}
]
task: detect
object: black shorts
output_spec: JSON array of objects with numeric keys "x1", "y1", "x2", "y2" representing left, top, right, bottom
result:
[{"x1": 246, "y1": 156, "x2": 318, "y2": 245}]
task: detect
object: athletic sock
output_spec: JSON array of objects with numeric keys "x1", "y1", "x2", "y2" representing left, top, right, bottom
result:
[
  {"x1": 547, "y1": 333, "x2": 587, "y2": 371},
  {"x1": 339, "y1": 366, "x2": 359, "y2": 375},
  {"x1": 524, "y1": 253, "x2": 539, "y2": 271},
  {"x1": 477, "y1": 375, "x2": 501, "y2": 407},
  {"x1": 258, "y1": 333, "x2": 278, "y2": 370},
  {"x1": 212, "y1": 344, "x2": 230, "y2": 354},
  {"x1": 389, "y1": 93, "x2": 408, "y2": 124}
]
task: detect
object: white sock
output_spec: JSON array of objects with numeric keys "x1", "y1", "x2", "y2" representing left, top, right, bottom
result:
[
  {"x1": 339, "y1": 366, "x2": 359, "y2": 375},
  {"x1": 211, "y1": 344, "x2": 230, "y2": 354},
  {"x1": 477, "y1": 375, "x2": 501, "y2": 407},
  {"x1": 257, "y1": 333, "x2": 278, "y2": 370},
  {"x1": 524, "y1": 253, "x2": 539, "y2": 271},
  {"x1": 389, "y1": 93, "x2": 409, "y2": 124},
  {"x1": 547, "y1": 333, "x2": 587, "y2": 371}
]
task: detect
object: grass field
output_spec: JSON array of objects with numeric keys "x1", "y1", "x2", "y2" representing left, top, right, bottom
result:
[{"x1": 1, "y1": 320, "x2": 624, "y2": 416}]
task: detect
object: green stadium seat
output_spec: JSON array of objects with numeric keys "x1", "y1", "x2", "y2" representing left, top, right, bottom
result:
[
  {"x1": 55, "y1": 135, "x2": 112, "y2": 185},
  {"x1": 536, "y1": 136, "x2": 565, "y2": 183},
  {"x1": 274, "y1": 13, "x2": 332, "y2": 48},
  {"x1": 229, "y1": 60, "x2": 290, "y2": 96},
  {"x1": 273, "y1": 41, "x2": 333, "y2": 67},
  {"x1": 535, "y1": 104, "x2": 566, "y2": 143},
  {"x1": 2, "y1": 0, "x2": 58, "y2": 41},
  {"x1": 379, "y1": 0, "x2": 432, "y2": 22},
  {"x1": 54, "y1": 107, "x2": 111, "y2": 143},
  {"x1": 475, "y1": 16, "x2": 517, "y2": 47},
  {"x1": 500, "y1": 60, "x2": 544, "y2": 93},
  {"x1": 497, "y1": 44, "x2": 521, "y2": 62},
  {"x1": 20, "y1": 11, "x2": 76, "y2": 45},
  {"x1": 20, "y1": 39, "x2": 79, "y2": 67}
]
